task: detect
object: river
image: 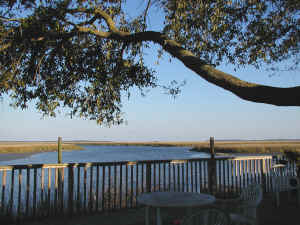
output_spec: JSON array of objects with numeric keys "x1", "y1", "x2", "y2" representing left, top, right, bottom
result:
[{"x1": 0, "y1": 145, "x2": 210, "y2": 165}]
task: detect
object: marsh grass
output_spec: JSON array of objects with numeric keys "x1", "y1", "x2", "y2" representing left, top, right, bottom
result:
[
  {"x1": 1, "y1": 140, "x2": 300, "y2": 154},
  {"x1": 69, "y1": 141, "x2": 300, "y2": 154},
  {"x1": 191, "y1": 142, "x2": 300, "y2": 154},
  {"x1": 0, "y1": 142, "x2": 83, "y2": 154}
]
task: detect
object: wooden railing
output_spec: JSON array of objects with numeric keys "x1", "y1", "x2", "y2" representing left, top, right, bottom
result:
[{"x1": 0, "y1": 155, "x2": 277, "y2": 222}]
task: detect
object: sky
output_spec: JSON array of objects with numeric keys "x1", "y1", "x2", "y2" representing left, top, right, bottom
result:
[{"x1": 0, "y1": 1, "x2": 299, "y2": 142}]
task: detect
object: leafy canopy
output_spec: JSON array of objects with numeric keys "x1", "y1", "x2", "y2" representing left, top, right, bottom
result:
[{"x1": 1, "y1": 0, "x2": 299, "y2": 125}]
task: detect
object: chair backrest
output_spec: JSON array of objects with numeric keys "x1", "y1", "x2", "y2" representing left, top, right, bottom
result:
[
  {"x1": 271, "y1": 163, "x2": 295, "y2": 176},
  {"x1": 272, "y1": 175, "x2": 300, "y2": 191},
  {"x1": 270, "y1": 163, "x2": 300, "y2": 191},
  {"x1": 239, "y1": 183, "x2": 263, "y2": 207},
  {"x1": 181, "y1": 208, "x2": 231, "y2": 225}
]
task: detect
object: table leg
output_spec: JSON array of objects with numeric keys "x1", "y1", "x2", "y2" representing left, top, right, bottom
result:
[
  {"x1": 156, "y1": 207, "x2": 162, "y2": 225},
  {"x1": 145, "y1": 206, "x2": 150, "y2": 225}
]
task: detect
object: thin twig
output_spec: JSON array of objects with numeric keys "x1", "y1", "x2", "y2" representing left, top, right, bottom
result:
[{"x1": 143, "y1": 0, "x2": 151, "y2": 31}]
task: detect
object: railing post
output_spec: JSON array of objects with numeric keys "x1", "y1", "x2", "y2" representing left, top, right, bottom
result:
[
  {"x1": 68, "y1": 164, "x2": 74, "y2": 216},
  {"x1": 146, "y1": 163, "x2": 152, "y2": 192},
  {"x1": 58, "y1": 137, "x2": 62, "y2": 164},
  {"x1": 208, "y1": 137, "x2": 217, "y2": 194}
]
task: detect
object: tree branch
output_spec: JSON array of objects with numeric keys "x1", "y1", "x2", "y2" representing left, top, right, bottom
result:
[
  {"x1": 163, "y1": 40, "x2": 300, "y2": 106},
  {"x1": 74, "y1": 12, "x2": 300, "y2": 107},
  {"x1": 10, "y1": 6, "x2": 299, "y2": 107},
  {"x1": 67, "y1": 7, "x2": 122, "y2": 34},
  {"x1": 0, "y1": 16, "x2": 23, "y2": 22},
  {"x1": 143, "y1": 0, "x2": 152, "y2": 30}
]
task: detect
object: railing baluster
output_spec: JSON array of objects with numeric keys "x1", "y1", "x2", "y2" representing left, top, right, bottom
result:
[
  {"x1": 102, "y1": 166, "x2": 106, "y2": 211},
  {"x1": 250, "y1": 160, "x2": 253, "y2": 184},
  {"x1": 204, "y1": 161, "x2": 208, "y2": 191},
  {"x1": 190, "y1": 162, "x2": 194, "y2": 192},
  {"x1": 227, "y1": 160, "x2": 231, "y2": 196},
  {"x1": 217, "y1": 161, "x2": 221, "y2": 194},
  {"x1": 185, "y1": 161, "x2": 189, "y2": 192},
  {"x1": 125, "y1": 164, "x2": 128, "y2": 208},
  {"x1": 177, "y1": 164, "x2": 180, "y2": 192},
  {"x1": 194, "y1": 162, "x2": 198, "y2": 193},
  {"x1": 173, "y1": 163, "x2": 176, "y2": 191},
  {"x1": 230, "y1": 160, "x2": 233, "y2": 194},
  {"x1": 119, "y1": 164, "x2": 123, "y2": 208},
  {"x1": 54, "y1": 168, "x2": 58, "y2": 214},
  {"x1": 17, "y1": 169, "x2": 22, "y2": 220},
  {"x1": 77, "y1": 167, "x2": 81, "y2": 212},
  {"x1": 40, "y1": 168, "x2": 44, "y2": 216},
  {"x1": 199, "y1": 161, "x2": 203, "y2": 192},
  {"x1": 222, "y1": 160, "x2": 226, "y2": 197},
  {"x1": 1, "y1": 170, "x2": 6, "y2": 215},
  {"x1": 48, "y1": 168, "x2": 51, "y2": 216},
  {"x1": 89, "y1": 166, "x2": 93, "y2": 212},
  {"x1": 246, "y1": 160, "x2": 250, "y2": 185},
  {"x1": 255, "y1": 160, "x2": 258, "y2": 183},
  {"x1": 25, "y1": 168, "x2": 30, "y2": 217},
  {"x1": 163, "y1": 163, "x2": 166, "y2": 191},
  {"x1": 168, "y1": 162, "x2": 171, "y2": 191},
  {"x1": 130, "y1": 164, "x2": 134, "y2": 207},
  {"x1": 68, "y1": 165, "x2": 74, "y2": 215},
  {"x1": 243, "y1": 160, "x2": 247, "y2": 187},
  {"x1": 181, "y1": 163, "x2": 185, "y2": 192},
  {"x1": 239, "y1": 160, "x2": 242, "y2": 191},
  {"x1": 135, "y1": 164, "x2": 139, "y2": 202},
  {"x1": 108, "y1": 166, "x2": 111, "y2": 210},
  {"x1": 114, "y1": 164, "x2": 117, "y2": 209},
  {"x1": 84, "y1": 166, "x2": 87, "y2": 213},
  {"x1": 9, "y1": 169, "x2": 15, "y2": 218},
  {"x1": 61, "y1": 168, "x2": 65, "y2": 212},
  {"x1": 96, "y1": 165, "x2": 99, "y2": 211},
  {"x1": 153, "y1": 163, "x2": 156, "y2": 191},
  {"x1": 146, "y1": 163, "x2": 151, "y2": 192},
  {"x1": 33, "y1": 168, "x2": 37, "y2": 217},
  {"x1": 158, "y1": 163, "x2": 161, "y2": 191}
]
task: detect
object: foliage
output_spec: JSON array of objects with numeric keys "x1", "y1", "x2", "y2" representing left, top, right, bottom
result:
[{"x1": 0, "y1": 0, "x2": 299, "y2": 124}]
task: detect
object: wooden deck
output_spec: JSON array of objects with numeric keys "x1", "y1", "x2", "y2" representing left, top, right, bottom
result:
[{"x1": 15, "y1": 191, "x2": 299, "y2": 225}]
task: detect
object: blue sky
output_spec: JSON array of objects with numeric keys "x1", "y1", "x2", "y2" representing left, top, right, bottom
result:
[
  {"x1": 1, "y1": 54, "x2": 299, "y2": 142},
  {"x1": 0, "y1": 1, "x2": 299, "y2": 142}
]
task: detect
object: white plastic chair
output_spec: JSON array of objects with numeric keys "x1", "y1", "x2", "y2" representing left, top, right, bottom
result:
[
  {"x1": 215, "y1": 184, "x2": 263, "y2": 225},
  {"x1": 270, "y1": 164, "x2": 300, "y2": 207},
  {"x1": 181, "y1": 208, "x2": 231, "y2": 225}
]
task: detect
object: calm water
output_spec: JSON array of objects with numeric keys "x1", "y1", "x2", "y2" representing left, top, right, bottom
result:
[{"x1": 0, "y1": 145, "x2": 210, "y2": 165}]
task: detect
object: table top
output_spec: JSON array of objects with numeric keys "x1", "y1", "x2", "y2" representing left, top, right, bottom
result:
[{"x1": 137, "y1": 192, "x2": 216, "y2": 208}]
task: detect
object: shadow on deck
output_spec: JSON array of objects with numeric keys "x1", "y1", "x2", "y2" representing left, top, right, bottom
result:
[{"x1": 17, "y1": 191, "x2": 300, "y2": 225}]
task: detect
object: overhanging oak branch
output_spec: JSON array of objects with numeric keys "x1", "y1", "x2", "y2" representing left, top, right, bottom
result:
[{"x1": 78, "y1": 26, "x2": 300, "y2": 106}]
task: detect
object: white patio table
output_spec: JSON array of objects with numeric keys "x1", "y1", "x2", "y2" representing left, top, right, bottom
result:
[{"x1": 136, "y1": 192, "x2": 216, "y2": 225}]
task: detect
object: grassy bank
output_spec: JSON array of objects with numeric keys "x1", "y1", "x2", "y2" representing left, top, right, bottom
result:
[
  {"x1": 189, "y1": 141, "x2": 300, "y2": 154},
  {"x1": 0, "y1": 142, "x2": 83, "y2": 154},
  {"x1": 70, "y1": 140, "x2": 300, "y2": 154},
  {"x1": 68, "y1": 141, "x2": 205, "y2": 147},
  {"x1": 1, "y1": 140, "x2": 300, "y2": 155}
]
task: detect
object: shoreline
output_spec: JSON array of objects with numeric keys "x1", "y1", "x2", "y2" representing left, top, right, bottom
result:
[
  {"x1": 0, "y1": 143, "x2": 84, "y2": 163},
  {"x1": 0, "y1": 152, "x2": 35, "y2": 162},
  {"x1": 0, "y1": 143, "x2": 83, "y2": 154},
  {"x1": 0, "y1": 141, "x2": 300, "y2": 161}
]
